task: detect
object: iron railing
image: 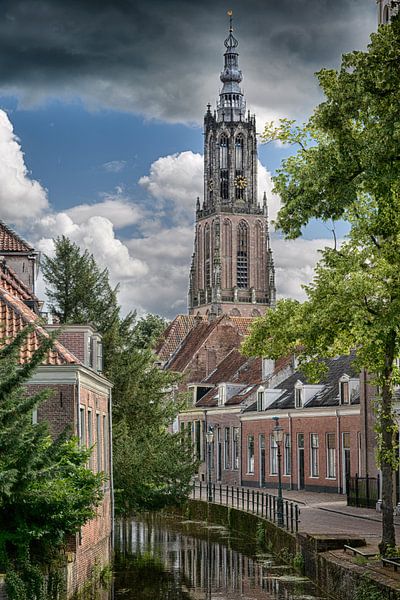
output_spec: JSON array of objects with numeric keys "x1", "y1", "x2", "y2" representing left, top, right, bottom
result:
[
  {"x1": 347, "y1": 474, "x2": 380, "y2": 509},
  {"x1": 191, "y1": 481, "x2": 299, "y2": 533}
]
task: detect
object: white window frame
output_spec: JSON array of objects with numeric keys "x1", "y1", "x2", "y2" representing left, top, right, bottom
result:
[
  {"x1": 247, "y1": 435, "x2": 255, "y2": 474},
  {"x1": 326, "y1": 432, "x2": 336, "y2": 479},
  {"x1": 257, "y1": 389, "x2": 264, "y2": 412},
  {"x1": 295, "y1": 384, "x2": 303, "y2": 408},
  {"x1": 224, "y1": 427, "x2": 230, "y2": 469},
  {"x1": 270, "y1": 434, "x2": 278, "y2": 475},
  {"x1": 310, "y1": 433, "x2": 319, "y2": 478},
  {"x1": 232, "y1": 427, "x2": 239, "y2": 470},
  {"x1": 284, "y1": 433, "x2": 291, "y2": 476},
  {"x1": 339, "y1": 376, "x2": 350, "y2": 405}
]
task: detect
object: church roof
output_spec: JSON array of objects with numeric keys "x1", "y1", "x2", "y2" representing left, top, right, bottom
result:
[
  {"x1": 0, "y1": 221, "x2": 35, "y2": 253},
  {"x1": 166, "y1": 318, "x2": 223, "y2": 373}
]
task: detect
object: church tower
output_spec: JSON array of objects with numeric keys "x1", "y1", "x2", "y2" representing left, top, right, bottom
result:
[
  {"x1": 188, "y1": 13, "x2": 276, "y2": 317},
  {"x1": 377, "y1": 0, "x2": 397, "y2": 23}
]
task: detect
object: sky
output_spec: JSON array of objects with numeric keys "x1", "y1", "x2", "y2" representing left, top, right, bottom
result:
[{"x1": 0, "y1": 0, "x2": 377, "y2": 318}]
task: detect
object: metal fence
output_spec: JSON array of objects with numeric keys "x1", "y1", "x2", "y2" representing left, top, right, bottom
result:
[
  {"x1": 347, "y1": 474, "x2": 380, "y2": 509},
  {"x1": 191, "y1": 482, "x2": 299, "y2": 533}
]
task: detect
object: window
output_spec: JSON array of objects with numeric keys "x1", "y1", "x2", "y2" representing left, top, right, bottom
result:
[
  {"x1": 233, "y1": 427, "x2": 239, "y2": 470},
  {"x1": 257, "y1": 390, "x2": 264, "y2": 411},
  {"x1": 247, "y1": 435, "x2": 255, "y2": 473},
  {"x1": 224, "y1": 427, "x2": 230, "y2": 469},
  {"x1": 237, "y1": 221, "x2": 249, "y2": 288},
  {"x1": 340, "y1": 380, "x2": 350, "y2": 404},
  {"x1": 195, "y1": 420, "x2": 201, "y2": 461},
  {"x1": 310, "y1": 433, "x2": 319, "y2": 477},
  {"x1": 219, "y1": 135, "x2": 229, "y2": 200},
  {"x1": 383, "y1": 5, "x2": 390, "y2": 23},
  {"x1": 96, "y1": 413, "x2": 102, "y2": 472},
  {"x1": 295, "y1": 386, "x2": 303, "y2": 408},
  {"x1": 326, "y1": 433, "x2": 336, "y2": 479},
  {"x1": 103, "y1": 415, "x2": 108, "y2": 476},
  {"x1": 270, "y1": 434, "x2": 278, "y2": 475},
  {"x1": 284, "y1": 433, "x2": 291, "y2": 476},
  {"x1": 79, "y1": 407, "x2": 86, "y2": 447},
  {"x1": 219, "y1": 385, "x2": 226, "y2": 406},
  {"x1": 88, "y1": 409, "x2": 93, "y2": 469},
  {"x1": 235, "y1": 136, "x2": 244, "y2": 200},
  {"x1": 205, "y1": 224, "x2": 211, "y2": 288}
]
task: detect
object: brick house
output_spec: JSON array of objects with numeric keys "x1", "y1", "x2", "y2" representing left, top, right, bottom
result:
[
  {"x1": 241, "y1": 355, "x2": 361, "y2": 494},
  {"x1": 0, "y1": 223, "x2": 112, "y2": 597}
]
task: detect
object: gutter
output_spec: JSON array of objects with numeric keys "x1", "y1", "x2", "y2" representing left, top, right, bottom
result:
[{"x1": 108, "y1": 388, "x2": 115, "y2": 551}]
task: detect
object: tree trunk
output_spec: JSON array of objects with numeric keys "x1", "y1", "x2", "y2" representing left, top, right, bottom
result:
[{"x1": 379, "y1": 377, "x2": 396, "y2": 554}]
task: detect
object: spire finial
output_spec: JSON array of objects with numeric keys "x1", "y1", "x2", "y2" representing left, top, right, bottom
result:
[{"x1": 227, "y1": 9, "x2": 233, "y2": 32}]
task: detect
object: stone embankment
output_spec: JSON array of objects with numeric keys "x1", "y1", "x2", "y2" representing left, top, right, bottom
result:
[{"x1": 184, "y1": 496, "x2": 400, "y2": 600}]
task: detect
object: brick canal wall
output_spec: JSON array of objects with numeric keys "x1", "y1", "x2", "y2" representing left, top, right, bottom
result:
[{"x1": 184, "y1": 499, "x2": 400, "y2": 600}]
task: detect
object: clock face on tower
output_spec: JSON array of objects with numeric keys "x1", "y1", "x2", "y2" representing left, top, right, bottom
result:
[{"x1": 234, "y1": 175, "x2": 247, "y2": 190}]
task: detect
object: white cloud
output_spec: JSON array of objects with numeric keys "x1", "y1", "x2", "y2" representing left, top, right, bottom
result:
[
  {"x1": 36, "y1": 214, "x2": 148, "y2": 284},
  {"x1": 66, "y1": 198, "x2": 143, "y2": 229},
  {"x1": 102, "y1": 160, "x2": 127, "y2": 173},
  {"x1": 139, "y1": 150, "x2": 279, "y2": 225},
  {"x1": 0, "y1": 109, "x2": 48, "y2": 224},
  {"x1": 273, "y1": 237, "x2": 337, "y2": 301}
]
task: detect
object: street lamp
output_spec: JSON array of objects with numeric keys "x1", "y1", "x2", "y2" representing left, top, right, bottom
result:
[
  {"x1": 273, "y1": 416, "x2": 284, "y2": 526},
  {"x1": 206, "y1": 427, "x2": 214, "y2": 502}
]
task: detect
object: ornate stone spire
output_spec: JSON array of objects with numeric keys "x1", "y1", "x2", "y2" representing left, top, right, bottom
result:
[{"x1": 217, "y1": 10, "x2": 246, "y2": 122}]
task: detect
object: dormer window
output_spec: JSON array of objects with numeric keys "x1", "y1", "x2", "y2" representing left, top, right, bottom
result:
[
  {"x1": 295, "y1": 384, "x2": 303, "y2": 408},
  {"x1": 219, "y1": 384, "x2": 226, "y2": 406},
  {"x1": 340, "y1": 377, "x2": 350, "y2": 405},
  {"x1": 257, "y1": 387, "x2": 265, "y2": 411}
]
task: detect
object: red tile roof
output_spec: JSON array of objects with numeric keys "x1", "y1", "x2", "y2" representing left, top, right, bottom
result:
[
  {"x1": 203, "y1": 349, "x2": 248, "y2": 385},
  {"x1": 0, "y1": 221, "x2": 34, "y2": 252},
  {"x1": 0, "y1": 261, "x2": 36, "y2": 301},
  {"x1": 0, "y1": 287, "x2": 80, "y2": 365},
  {"x1": 155, "y1": 315, "x2": 206, "y2": 361},
  {"x1": 167, "y1": 318, "x2": 223, "y2": 373}
]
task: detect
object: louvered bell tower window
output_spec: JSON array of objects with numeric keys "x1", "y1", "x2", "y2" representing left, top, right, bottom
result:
[
  {"x1": 237, "y1": 221, "x2": 248, "y2": 288},
  {"x1": 235, "y1": 135, "x2": 244, "y2": 200},
  {"x1": 219, "y1": 135, "x2": 229, "y2": 200}
]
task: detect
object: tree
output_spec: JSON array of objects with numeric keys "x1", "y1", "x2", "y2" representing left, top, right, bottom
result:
[
  {"x1": 244, "y1": 16, "x2": 400, "y2": 553},
  {"x1": 0, "y1": 327, "x2": 104, "y2": 600},
  {"x1": 42, "y1": 239, "x2": 197, "y2": 515}
]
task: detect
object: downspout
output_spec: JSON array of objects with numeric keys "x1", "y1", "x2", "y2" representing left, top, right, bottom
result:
[
  {"x1": 363, "y1": 370, "x2": 369, "y2": 475},
  {"x1": 336, "y1": 409, "x2": 341, "y2": 494},
  {"x1": 108, "y1": 388, "x2": 115, "y2": 552},
  {"x1": 76, "y1": 371, "x2": 81, "y2": 440}
]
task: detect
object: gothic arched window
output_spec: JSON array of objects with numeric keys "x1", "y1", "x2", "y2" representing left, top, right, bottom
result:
[
  {"x1": 223, "y1": 219, "x2": 232, "y2": 289},
  {"x1": 219, "y1": 135, "x2": 229, "y2": 200},
  {"x1": 383, "y1": 4, "x2": 390, "y2": 23},
  {"x1": 237, "y1": 221, "x2": 249, "y2": 289},
  {"x1": 205, "y1": 224, "x2": 211, "y2": 288},
  {"x1": 235, "y1": 135, "x2": 245, "y2": 200}
]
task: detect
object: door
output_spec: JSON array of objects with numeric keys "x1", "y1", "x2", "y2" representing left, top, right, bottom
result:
[
  {"x1": 342, "y1": 432, "x2": 351, "y2": 494},
  {"x1": 217, "y1": 428, "x2": 222, "y2": 481},
  {"x1": 259, "y1": 434, "x2": 266, "y2": 487},
  {"x1": 297, "y1": 433, "x2": 305, "y2": 490}
]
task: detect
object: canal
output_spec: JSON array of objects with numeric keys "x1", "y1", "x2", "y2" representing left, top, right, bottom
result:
[{"x1": 112, "y1": 514, "x2": 326, "y2": 599}]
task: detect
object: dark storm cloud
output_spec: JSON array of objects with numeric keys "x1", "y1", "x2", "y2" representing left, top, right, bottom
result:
[{"x1": 0, "y1": 0, "x2": 376, "y2": 123}]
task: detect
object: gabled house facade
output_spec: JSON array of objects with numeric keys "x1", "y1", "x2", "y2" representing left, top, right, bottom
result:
[{"x1": 0, "y1": 223, "x2": 112, "y2": 597}]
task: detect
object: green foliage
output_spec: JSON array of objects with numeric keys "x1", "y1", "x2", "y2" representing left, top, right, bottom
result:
[
  {"x1": 355, "y1": 574, "x2": 385, "y2": 600},
  {"x1": 0, "y1": 327, "x2": 104, "y2": 599},
  {"x1": 43, "y1": 238, "x2": 197, "y2": 516},
  {"x1": 248, "y1": 16, "x2": 400, "y2": 550},
  {"x1": 292, "y1": 551, "x2": 305, "y2": 574},
  {"x1": 255, "y1": 521, "x2": 267, "y2": 549}
]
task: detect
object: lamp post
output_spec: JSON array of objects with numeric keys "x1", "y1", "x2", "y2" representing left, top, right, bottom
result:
[
  {"x1": 273, "y1": 416, "x2": 284, "y2": 526},
  {"x1": 206, "y1": 427, "x2": 214, "y2": 502}
]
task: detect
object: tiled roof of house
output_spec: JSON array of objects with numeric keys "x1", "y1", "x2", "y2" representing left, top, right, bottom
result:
[
  {"x1": 0, "y1": 261, "x2": 36, "y2": 301},
  {"x1": 157, "y1": 313, "x2": 257, "y2": 369},
  {"x1": 203, "y1": 349, "x2": 248, "y2": 384},
  {"x1": 155, "y1": 315, "x2": 206, "y2": 361},
  {"x1": 243, "y1": 354, "x2": 359, "y2": 413},
  {"x1": 166, "y1": 318, "x2": 223, "y2": 373},
  {"x1": 0, "y1": 221, "x2": 34, "y2": 252}
]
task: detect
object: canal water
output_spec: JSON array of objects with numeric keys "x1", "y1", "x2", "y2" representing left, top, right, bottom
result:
[{"x1": 112, "y1": 514, "x2": 326, "y2": 599}]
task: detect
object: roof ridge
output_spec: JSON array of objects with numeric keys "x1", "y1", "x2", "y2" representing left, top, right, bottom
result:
[{"x1": 0, "y1": 220, "x2": 34, "y2": 252}]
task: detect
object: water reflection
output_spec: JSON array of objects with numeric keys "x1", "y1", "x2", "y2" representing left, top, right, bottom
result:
[{"x1": 113, "y1": 515, "x2": 325, "y2": 599}]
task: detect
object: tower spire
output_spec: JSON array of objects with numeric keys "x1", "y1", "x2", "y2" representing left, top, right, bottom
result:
[{"x1": 217, "y1": 9, "x2": 246, "y2": 121}]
